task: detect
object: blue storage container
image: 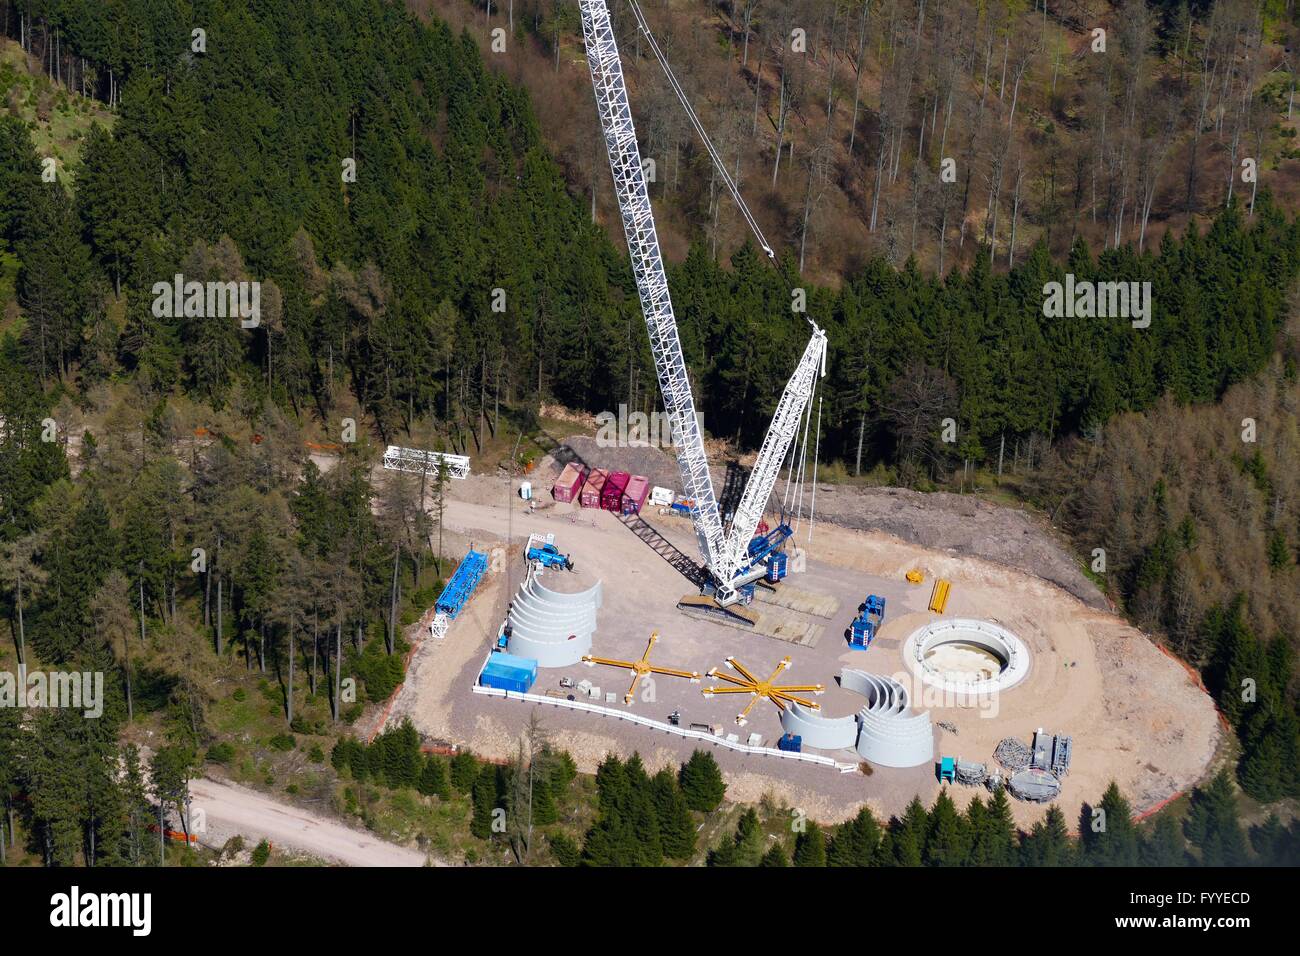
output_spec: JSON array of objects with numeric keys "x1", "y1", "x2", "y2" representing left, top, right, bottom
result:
[
  {"x1": 777, "y1": 733, "x2": 802, "y2": 753},
  {"x1": 479, "y1": 651, "x2": 538, "y2": 692}
]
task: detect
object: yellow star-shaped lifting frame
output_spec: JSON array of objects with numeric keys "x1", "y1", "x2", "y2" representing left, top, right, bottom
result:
[
  {"x1": 702, "y1": 656, "x2": 824, "y2": 725},
  {"x1": 582, "y1": 631, "x2": 701, "y2": 704}
]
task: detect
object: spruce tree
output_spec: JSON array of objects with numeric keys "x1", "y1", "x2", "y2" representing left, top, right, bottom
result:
[
  {"x1": 418, "y1": 755, "x2": 450, "y2": 799},
  {"x1": 971, "y1": 787, "x2": 1017, "y2": 866},
  {"x1": 1249, "y1": 814, "x2": 1298, "y2": 866},
  {"x1": 1185, "y1": 770, "x2": 1247, "y2": 866},
  {"x1": 760, "y1": 843, "x2": 790, "y2": 867},
  {"x1": 470, "y1": 764, "x2": 500, "y2": 840},
  {"x1": 548, "y1": 832, "x2": 581, "y2": 867},
  {"x1": 1140, "y1": 813, "x2": 1188, "y2": 866},
  {"x1": 792, "y1": 821, "x2": 827, "y2": 867},
  {"x1": 925, "y1": 790, "x2": 971, "y2": 866},
  {"x1": 1020, "y1": 804, "x2": 1075, "y2": 866},
  {"x1": 827, "y1": 806, "x2": 880, "y2": 867},
  {"x1": 450, "y1": 750, "x2": 479, "y2": 793},
  {"x1": 679, "y1": 750, "x2": 726, "y2": 812},
  {"x1": 650, "y1": 768, "x2": 696, "y2": 860},
  {"x1": 1084, "y1": 783, "x2": 1140, "y2": 866}
]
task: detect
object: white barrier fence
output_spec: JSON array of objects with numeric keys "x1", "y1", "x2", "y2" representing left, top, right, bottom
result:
[{"x1": 472, "y1": 683, "x2": 859, "y2": 773}]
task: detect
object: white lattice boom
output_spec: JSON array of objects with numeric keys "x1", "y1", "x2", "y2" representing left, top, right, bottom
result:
[
  {"x1": 382, "y1": 445, "x2": 470, "y2": 479},
  {"x1": 579, "y1": 0, "x2": 825, "y2": 606},
  {"x1": 716, "y1": 329, "x2": 826, "y2": 591},
  {"x1": 580, "y1": 0, "x2": 723, "y2": 569}
]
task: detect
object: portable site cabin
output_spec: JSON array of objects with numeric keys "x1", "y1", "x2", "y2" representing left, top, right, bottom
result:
[
  {"x1": 552, "y1": 462, "x2": 587, "y2": 503},
  {"x1": 621, "y1": 475, "x2": 650, "y2": 514},
  {"x1": 479, "y1": 652, "x2": 538, "y2": 693},
  {"x1": 579, "y1": 469, "x2": 609, "y2": 508},
  {"x1": 601, "y1": 471, "x2": 630, "y2": 511}
]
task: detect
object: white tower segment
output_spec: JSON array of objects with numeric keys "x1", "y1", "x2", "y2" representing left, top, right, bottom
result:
[{"x1": 579, "y1": 0, "x2": 725, "y2": 569}]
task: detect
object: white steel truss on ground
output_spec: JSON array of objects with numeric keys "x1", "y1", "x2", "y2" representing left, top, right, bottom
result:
[{"x1": 382, "y1": 445, "x2": 470, "y2": 479}]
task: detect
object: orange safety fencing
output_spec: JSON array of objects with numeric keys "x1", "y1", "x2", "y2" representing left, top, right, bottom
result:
[
  {"x1": 147, "y1": 824, "x2": 198, "y2": 844},
  {"x1": 1154, "y1": 641, "x2": 1233, "y2": 734}
]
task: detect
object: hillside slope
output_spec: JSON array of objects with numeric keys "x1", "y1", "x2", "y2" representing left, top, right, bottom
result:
[{"x1": 422, "y1": 0, "x2": 1300, "y2": 284}]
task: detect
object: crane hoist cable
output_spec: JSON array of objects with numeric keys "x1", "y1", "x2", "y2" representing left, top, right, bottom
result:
[
  {"x1": 625, "y1": 0, "x2": 821, "y2": 338},
  {"x1": 625, "y1": 0, "x2": 774, "y2": 261}
]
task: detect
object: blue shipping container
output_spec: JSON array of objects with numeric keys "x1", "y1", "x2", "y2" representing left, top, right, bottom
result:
[
  {"x1": 480, "y1": 652, "x2": 538, "y2": 693},
  {"x1": 480, "y1": 669, "x2": 532, "y2": 693}
]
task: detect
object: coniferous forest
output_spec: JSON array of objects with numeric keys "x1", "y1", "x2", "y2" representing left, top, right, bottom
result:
[{"x1": 0, "y1": 0, "x2": 1297, "y2": 873}]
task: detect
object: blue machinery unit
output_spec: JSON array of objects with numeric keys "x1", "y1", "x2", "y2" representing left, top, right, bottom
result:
[
  {"x1": 849, "y1": 594, "x2": 887, "y2": 650},
  {"x1": 746, "y1": 523, "x2": 793, "y2": 583},
  {"x1": 777, "y1": 733, "x2": 803, "y2": 753},
  {"x1": 435, "y1": 549, "x2": 489, "y2": 619}
]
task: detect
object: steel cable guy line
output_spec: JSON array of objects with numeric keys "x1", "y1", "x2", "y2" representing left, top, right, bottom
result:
[
  {"x1": 625, "y1": 0, "x2": 773, "y2": 258},
  {"x1": 625, "y1": 0, "x2": 820, "y2": 335}
]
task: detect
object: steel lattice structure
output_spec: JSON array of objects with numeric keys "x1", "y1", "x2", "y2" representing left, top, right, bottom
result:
[
  {"x1": 382, "y1": 445, "x2": 470, "y2": 479},
  {"x1": 581, "y1": 0, "x2": 723, "y2": 571},
  {"x1": 579, "y1": 0, "x2": 825, "y2": 607}
]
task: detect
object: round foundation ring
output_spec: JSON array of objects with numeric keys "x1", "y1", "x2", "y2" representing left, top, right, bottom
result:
[{"x1": 902, "y1": 618, "x2": 1030, "y2": 696}]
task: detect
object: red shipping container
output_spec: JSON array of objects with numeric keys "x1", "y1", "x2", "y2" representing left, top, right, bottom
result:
[
  {"x1": 622, "y1": 475, "x2": 649, "y2": 514},
  {"x1": 601, "y1": 471, "x2": 630, "y2": 511},
  {"x1": 579, "y1": 469, "x2": 609, "y2": 508},
  {"x1": 552, "y1": 462, "x2": 588, "y2": 503}
]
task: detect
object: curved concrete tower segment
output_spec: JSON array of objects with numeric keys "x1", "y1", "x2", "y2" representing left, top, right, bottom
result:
[
  {"x1": 781, "y1": 702, "x2": 859, "y2": 750},
  {"x1": 778, "y1": 669, "x2": 934, "y2": 768},
  {"x1": 506, "y1": 571, "x2": 602, "y2": 668}
]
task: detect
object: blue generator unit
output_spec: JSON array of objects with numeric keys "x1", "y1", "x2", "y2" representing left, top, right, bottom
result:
[
  {"x1": 849, "y1": 617, "x2": 876, "y2": 649},
  {"x1": 849, "y1": 594, "x2": 887, "y2": 650},
  {"x1": 765, "y1": 550, "x2": 788, "y2": 583},
  {"x1": 776, "y1": 733, "x2": 803, "y2": 753},
  {"x1": 479, "y1": 652, "x2": 538, "y2": 693}
]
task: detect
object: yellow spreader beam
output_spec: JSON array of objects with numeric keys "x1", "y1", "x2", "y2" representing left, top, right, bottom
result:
[
  {"x1": 702, "y1": 655, "x2": 825, "y2": 725},
  {"x1": 582, "y1": 631, "x2": 701, "y2": 704}
]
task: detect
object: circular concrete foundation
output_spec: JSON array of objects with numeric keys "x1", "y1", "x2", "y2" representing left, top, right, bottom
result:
[{"x1": 903, "y1": 618, "x2": 1029, "y2": 696}]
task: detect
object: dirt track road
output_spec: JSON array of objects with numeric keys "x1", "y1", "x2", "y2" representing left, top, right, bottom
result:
[{"x1": 190, "y1": 777, "x2": 429, "y2": 867}]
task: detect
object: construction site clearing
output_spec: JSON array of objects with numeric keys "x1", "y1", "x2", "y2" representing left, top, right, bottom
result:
[{"x1": 373, "y1": 450, "x2": 1223, "y2": 831}]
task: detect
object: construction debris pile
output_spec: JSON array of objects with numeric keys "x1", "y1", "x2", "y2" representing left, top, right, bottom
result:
[
  {"x1": 959, "y1": 728, "x2": 1074, "y2": 803},
  {"x1": 994, "y1": 736, "x2": 1033, "y2": 771},
  {"x1": 954, "y1": 759, "x2": 987, "y2": 787}
]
